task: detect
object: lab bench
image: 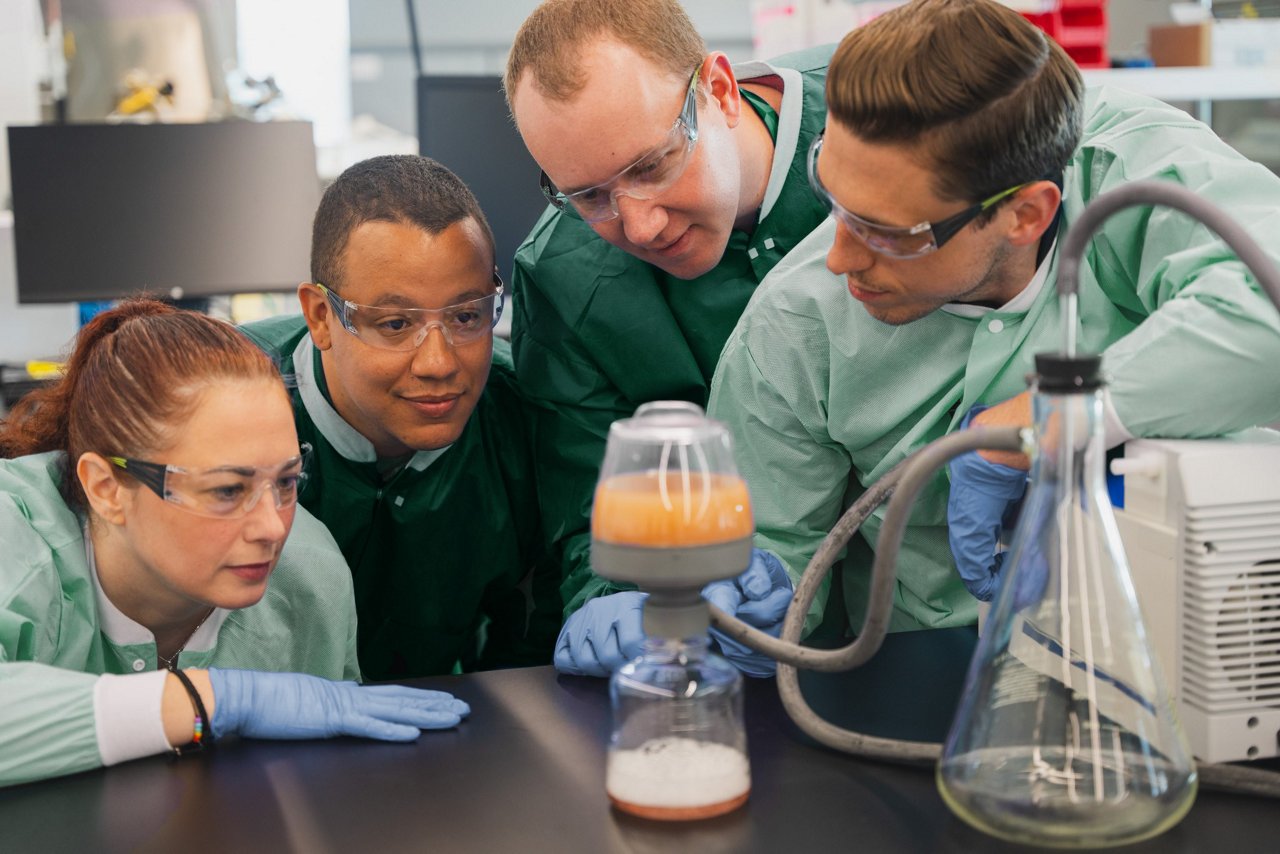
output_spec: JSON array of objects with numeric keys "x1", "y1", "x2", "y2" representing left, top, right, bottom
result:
[{"x1": 3, "y1": 664, "x2": 1278, "y2": 853}]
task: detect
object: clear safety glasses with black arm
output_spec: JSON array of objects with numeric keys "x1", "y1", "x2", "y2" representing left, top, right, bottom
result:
[
  {"x1": 539, "y1": 66, "x2": 702, "y2": 223},
  {"x1": 109, "y1": 444, "x2": 312, "y2": 519},
  {"x1": 315, "y1": 270, "x2": 504, "y2": 351},
  {"x1": 807, "y1": 129, "x2": 1034, "y2": 259}
]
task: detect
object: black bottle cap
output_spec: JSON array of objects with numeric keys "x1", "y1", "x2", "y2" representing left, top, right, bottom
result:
[{"x1": 1034, "y1": 352, "x2": 1103, "y2": 393}]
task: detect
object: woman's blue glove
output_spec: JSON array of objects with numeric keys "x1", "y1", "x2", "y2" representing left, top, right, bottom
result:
[
  {"x1": 207, "y1": 669, "x2": 470, "y2": 742},
  {"x1": 553, "y1": 591, "x2": 647, "y2": 677},
  {"x1": 947, "y1": 406, "x2": 1029, "y2": 602},
  {"x1": 704, "y1": 549, "x2": 794, "y2": 678}
]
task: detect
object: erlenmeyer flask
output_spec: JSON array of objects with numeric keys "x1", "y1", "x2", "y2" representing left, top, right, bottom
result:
[{"x1": 938, "y1": 354, "x2": 1197, "y2": 848}]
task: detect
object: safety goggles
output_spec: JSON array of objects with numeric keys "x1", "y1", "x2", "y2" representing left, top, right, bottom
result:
[
  {"x1": 807, "y1": 130, "x2": 1032, "y2": 259},
  {"x1": 109, "y1": 444, "x2": 312, "y2": 519},
  {"x1": 316, "y1": 272, "x2": 504, "y2": 351},
  {"x1": 539, "y1": 67, "x2": 702, "y2": 223}
]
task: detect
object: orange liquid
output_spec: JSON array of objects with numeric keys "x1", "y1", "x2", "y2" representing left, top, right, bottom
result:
[
  {"x1": 592, "y1": 472, "x2": 752, "y2": 547},
  {"x1": 608, "y1": 790, "x2": 750, "y2": 821}
]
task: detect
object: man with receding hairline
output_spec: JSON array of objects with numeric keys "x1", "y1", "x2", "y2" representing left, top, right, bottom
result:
[{"x1": 505, "y1": 0, "x2": 832, "y2": 678}]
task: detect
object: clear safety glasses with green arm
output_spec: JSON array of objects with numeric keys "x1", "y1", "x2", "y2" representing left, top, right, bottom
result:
[
  {"x1": 807, "y1": 129, "x2": 1034, "y2": 259},
  {"x1": 109, "y1": 444, "x2": 312, "y2": 519},
  {"x1": 539, "y1": 66, "x2": 702, "y2": 223},
  {"x1": 316, "y1": 270, "x2": 504, "y2": 351}
]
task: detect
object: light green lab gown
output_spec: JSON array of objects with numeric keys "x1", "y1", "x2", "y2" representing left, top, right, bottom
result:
[
  {"x1": 708, "y1": 86, "x2": 1280, "y2": 635},
  {"x1": 511, "y1": 47, "x2": 834, "y2": 616},
  {"x1": 0, "y1": 451, "x2": 360, "y2": 787}
]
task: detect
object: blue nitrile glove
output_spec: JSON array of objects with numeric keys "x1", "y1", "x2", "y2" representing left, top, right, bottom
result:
[
  {"x1": 1004, "y1": 500, "x2": 1051, "y2": 613},
  {"x1": 704, "y1": 549, "x2": 794, "y2": 678},
  {"x1": 553, "y1": 591, "x2": 647, "y2": 677},
  {"x1": 207, "y1": 669, "x2": 470, "y2": 741},
  {"x1": 947, "y1": 406, "x2": 1030, "y2": 602}
]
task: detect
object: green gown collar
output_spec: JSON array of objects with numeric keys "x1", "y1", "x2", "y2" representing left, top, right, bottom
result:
[
  {"x1": 291, "y1": 335, "x2": 450, "y2": 472},
  {"x1": 740, "y1": 87, "x2": 779, "y2": 142},
  {"x1": 736, "y1": 63, "x2": 803, "y2": 222}
]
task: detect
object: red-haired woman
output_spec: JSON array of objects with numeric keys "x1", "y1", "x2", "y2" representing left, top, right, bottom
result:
[{"x1": 0, "y1": 300, "x2": 468, "y2": 787}]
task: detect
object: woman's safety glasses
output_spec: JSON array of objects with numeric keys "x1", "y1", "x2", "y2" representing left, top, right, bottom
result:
[
  {"x1": 807, "y1": 130, "x2": 1032, "y2": 259},
  {"x1": 539, "y1": 67, "x2": 702, "y2": 223},
  {"x1": 316, "y1": 272, "x2": 504, "y2": 351},
  {"x1": 109, "y1": 444, "x2": 312, "y2": 519}
]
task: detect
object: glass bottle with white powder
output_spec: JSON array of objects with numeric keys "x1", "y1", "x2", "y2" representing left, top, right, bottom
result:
[
  {"x1": 590, "y1": 402, "x2": 754, "y2": 821},
  {"x1": 607, "y1": 635, "x2": 749, "y2": 820}
]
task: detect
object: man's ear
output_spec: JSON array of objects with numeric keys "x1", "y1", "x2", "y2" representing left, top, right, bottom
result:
[
  {"x1": 298, "y1": 282, "x2": 334, "y2": 350},
  {"x1": 1004, "y1": 180, "x2": 1062, "y2": 248},
  {"x1": 77, "y1": 452, "x2": 129, "y2": 526},
  {"x1": 703, "y1": 52, "x2": 742, "y2": 130}
]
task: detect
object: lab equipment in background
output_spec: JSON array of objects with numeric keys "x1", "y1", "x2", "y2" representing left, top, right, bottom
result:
[
  {"x1": 406, "y1": 0, "x2": 546, "y2": 294},
  {"x1": 417, "y1": 75, "x2": 547, "y2": 295},
  {"x1": 1114, "y1": 433, "x2": 1280, "y2": 764},
  {"x1": 0, "y1": 362, "x2": 59, "y2": 418},
  {"x1": 0, "y1": 211, "x2": 78, "y2": 366},
  {"x1": 59, "y1": 0, "x2": 223, "y2": 124},
  {"x1": 106, "y1": 68, "x2": 175, "y2": 122},
  {"x1": 937, "y1": 353, "x2": 1197, "y2": 847},
  {"x1": 221, "y1": 65, "x2": 284, "y2": 121},
  {"x1": 7, "y1": 121, "x2": 319, "y2": 304},
  {"x1": 1020, "y1": 0, "x2": 1110, "y2": 69},
  {"x1": 592, "y1": 402, "x2": 753, "y2": 820}
]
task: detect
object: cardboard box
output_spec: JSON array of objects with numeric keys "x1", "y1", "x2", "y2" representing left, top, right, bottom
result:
[
  {"x1": 1148, "y1": 22, "x2": 1211, "y2": 67},
  {"x1": 1149, "y1": 20, "x2": 1280, "y2": 69}
]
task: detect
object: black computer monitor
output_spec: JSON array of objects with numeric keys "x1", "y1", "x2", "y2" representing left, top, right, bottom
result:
[
  {"x1": 417, "y1": 75, "x2": 549, "y2": 286},
  {"x1": 8, "y1": 121, "x2": 320, "y2": 304}
]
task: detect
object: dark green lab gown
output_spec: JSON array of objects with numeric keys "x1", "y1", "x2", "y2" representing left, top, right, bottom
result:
[
  {"x1": 242, "y1": 316, "x2": 560, "y2": 680},
  {"x1": 511, "y1": 45, "x2": 834, "y2": 615}
]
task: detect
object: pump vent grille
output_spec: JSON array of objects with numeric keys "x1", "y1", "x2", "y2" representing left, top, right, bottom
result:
[{"x1": 1179, "y1": 500, "x2": 1280, "y2": 713}]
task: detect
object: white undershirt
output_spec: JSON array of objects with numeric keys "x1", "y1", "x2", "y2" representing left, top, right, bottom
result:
[{"x1": 941, "y1": 239, "x2": 1133, "y2": 449}]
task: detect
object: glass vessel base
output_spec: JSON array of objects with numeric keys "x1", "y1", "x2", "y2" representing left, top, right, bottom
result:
[
  {"x1": 609, "y1": 791, "x2": 750, "y2": 822},
  {"x1": 938, "y1": 747, "x2": 1197, "y2": 848},
  {"x1": 606, "y1": 737, "x2": 750, "y2": 822}
]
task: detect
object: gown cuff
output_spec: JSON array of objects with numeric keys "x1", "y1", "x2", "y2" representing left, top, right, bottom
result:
[
  {"x1": 1102, "y1": 386, "x2": 1134, "y2": 450},
  {"x1": 93, "y1": 671, "x2": 172, "y2": 766}
]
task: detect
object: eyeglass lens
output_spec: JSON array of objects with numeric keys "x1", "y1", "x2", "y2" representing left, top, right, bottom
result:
[{"x1": 544, "y1": 69, "x2": 700, "y2": 223}]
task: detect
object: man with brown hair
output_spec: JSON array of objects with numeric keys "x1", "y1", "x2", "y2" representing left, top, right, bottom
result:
[
  {"x1": 504, "y1": 0, "x2": 830, "y2": 676},
  {"x1": 709, "y1": 0, "x2": 1280, "y2": 733}
]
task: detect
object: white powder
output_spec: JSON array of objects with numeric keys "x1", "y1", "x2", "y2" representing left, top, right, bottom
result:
[{"x1": 606, "y1": 737, "x2": 750, "y2": 809}]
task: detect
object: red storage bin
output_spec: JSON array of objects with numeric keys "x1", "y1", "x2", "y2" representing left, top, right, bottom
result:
[{"x1": 1022, "y1": 0, "x2": 1109, "y2": 70}]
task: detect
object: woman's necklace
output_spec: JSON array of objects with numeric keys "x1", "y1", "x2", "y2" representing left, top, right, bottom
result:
[{"x1": 157, "y1": 607, "x2": 215, "y2": 672}]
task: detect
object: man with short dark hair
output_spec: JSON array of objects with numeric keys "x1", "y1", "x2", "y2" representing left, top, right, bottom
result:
[
  {"x1": 504, "y1": 0, "x2": 830, "y2": 677},
  {"x1": 708, "y1": 0, "x2": 1280, "y2": 731},
  {"x1": 243, "y1": 155, "x2": 559, "y2": 680}
]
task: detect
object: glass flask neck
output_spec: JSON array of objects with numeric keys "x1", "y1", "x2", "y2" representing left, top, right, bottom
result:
[
  {"x1": 640, "y1": 635, "x2": 712, "y2": 661},
  {"x1": 1030, "y1": 384, "x2": 1108, "y2": 495}
]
